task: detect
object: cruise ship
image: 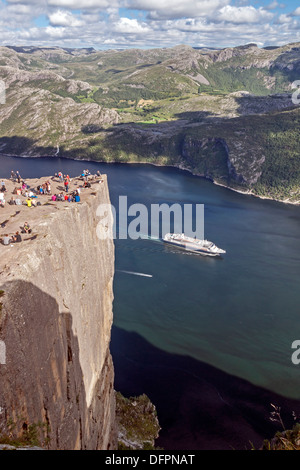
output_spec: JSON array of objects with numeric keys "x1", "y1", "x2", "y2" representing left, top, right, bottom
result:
[{"x1": 163, "y1": 233, "x2": 226, "y2": 257}]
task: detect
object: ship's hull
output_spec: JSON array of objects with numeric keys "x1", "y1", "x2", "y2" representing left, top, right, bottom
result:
[{"x1": 163, "y1": 239, "x2": 223, "y2": 257}]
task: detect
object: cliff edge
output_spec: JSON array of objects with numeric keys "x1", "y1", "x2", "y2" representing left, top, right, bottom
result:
[{"x1": 0, "y1": 175, "x2": 117, "y2": 449}]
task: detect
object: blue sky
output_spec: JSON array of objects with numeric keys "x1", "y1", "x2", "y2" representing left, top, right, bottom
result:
[{"x1": 0, "y1": 0, "x2": 299, "y2": 49}]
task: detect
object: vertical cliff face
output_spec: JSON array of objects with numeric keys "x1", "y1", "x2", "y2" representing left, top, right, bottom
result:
[{"x1": 0, "y1": 176, "x2": 117, "y2": 449}]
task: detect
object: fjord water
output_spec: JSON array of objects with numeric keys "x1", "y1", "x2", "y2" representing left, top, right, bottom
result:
[{"x1": 1, "y1": 155, "x2": 300, "y2": 449}]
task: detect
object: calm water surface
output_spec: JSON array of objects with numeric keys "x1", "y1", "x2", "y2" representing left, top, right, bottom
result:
[{"x1": 1, "y1": 155, "x2": 300, "y2": 449}]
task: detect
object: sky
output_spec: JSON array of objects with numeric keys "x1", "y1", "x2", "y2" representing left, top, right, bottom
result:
[{"x1": 0, "y1": 0, "x2": 299, "y2": 50}]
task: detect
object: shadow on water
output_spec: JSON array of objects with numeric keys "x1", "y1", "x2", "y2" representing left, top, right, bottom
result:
[{"x1": 111, "y1": 326, "x2": 300, "y2": 451}]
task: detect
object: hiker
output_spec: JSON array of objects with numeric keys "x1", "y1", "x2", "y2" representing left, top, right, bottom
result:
[
  {"x1": 12, "y1": 231, "x2": 22, "y2": 243},
  {"x1": 64, "y1": 179, "x2": 69, "y2": 192},
  {"x1": 8, "y1": 197, "x2": 16, "y2": 205},
  {"x1": 2, "y1": 234, "x2": 11, "y2": 245},
  {"x1": 0, "y1": 193, "x2": 5, "y2": 207},
  {"x1": 22, "y1": 222, "x2": 31, "y2": 234},
  {"x1": 11, "y1": 170, "x2": 15, "y2": 180}
]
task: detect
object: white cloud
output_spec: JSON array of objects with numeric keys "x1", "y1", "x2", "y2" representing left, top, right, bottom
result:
[
  {"x1": 265, "y1": 1, "x2": 286, "y2": 10},
  {"x1": 5, "y1": 0, "x2": 41, "y2": 3},
  {"x1": 48, "y1": 9, "x2": 83, "y2": 26},
  {"x1": 113, "y1": 17, "x2": 150, "y2": 34},
  {"x1": 292, "y1": 7, "x2": 300, "y2": 16},
  {"x1": 0, "y1": 0, "x2": 299, "y2": 50},
  {"x1": 277, "y1": 13, "x2": 291, "y2": 24},
  {"x1": 217, "y1": 5, "x2": 274, "y2": 24},
  {"x1": 126, "y1": 0, "x2": 230, "y2": 20},
  {"x1": 47, "y1": 0, "x2": 118, "y2": 8}
]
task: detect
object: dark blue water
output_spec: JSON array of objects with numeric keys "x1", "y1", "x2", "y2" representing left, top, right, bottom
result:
[{"x1": 1, "y1": 155, "x2": 300, "y2": 449}]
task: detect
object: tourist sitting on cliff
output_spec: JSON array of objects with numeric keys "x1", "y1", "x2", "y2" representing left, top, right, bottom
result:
[
  {"x1": 22, "y1": 222, "x2": 31, "y2": 234},
  {"x1": 26, "y1": 198, "x2": 32, "y2": 207},
  {"x1": 51, "y1": 194, "x2": 57, "y2": 202},
  {"x1": 26, "y1": 190, "x2": 36, "y2": 199},
  {"x1": 12, "y1": 231, "x2": 22, "y2": 243},
  {"x1": 8, "y1": 197, "x2": 16, "y2": 205},
  {"x1": 15, "y1": 197, "x2": 22, "y2": 205},
  {"x1": 1, "y1": 234, "x2": 11, "y2": 245},
  {"x1": 0, "y1": 193, "x2": 5, "y2": 207},
  {"x1": 0, "y1": 181, "x2": 6, "y2": 192},
  {"x1": 13, "y1": 187, "x2": 22, "y2": 195}
]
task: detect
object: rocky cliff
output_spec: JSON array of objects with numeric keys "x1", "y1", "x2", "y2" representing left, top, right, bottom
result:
[{"x1": 0, "y1": 175, "x2": 117, "y2": 449}]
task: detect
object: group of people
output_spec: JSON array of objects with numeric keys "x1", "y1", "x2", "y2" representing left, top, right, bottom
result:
[
  {"x1": 0, "y1": 222, "x2": 31, "y2": 246},
  {"x1": 1, "y1": 169, "x2": 103, "y2": 208},
  {"x1": 0, "y1": 181, "x2": 7, "y2": 207},
  {"x1": 10, "y1": 170, "x2": 22, "y2": 184},
  {"x1": 37, "y1": 181, "x2": 52, "y2": 195},
  {"x1": 1, "y1": 232, "x2": 22, "y2": 245},
  {"x1": 1, "y1": 167, "x2": 104, "y2": 245},
  {"x1": 1, "y1": 177, "x2": 33, "y2": 208},
  {"x1": 50, "y1": 189, "x2": 81, "y2": 203}
]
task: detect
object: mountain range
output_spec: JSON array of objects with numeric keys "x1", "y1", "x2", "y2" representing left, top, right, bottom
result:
[{"x1": 0, "y1": 42, "x2": 299, "y2": 202}]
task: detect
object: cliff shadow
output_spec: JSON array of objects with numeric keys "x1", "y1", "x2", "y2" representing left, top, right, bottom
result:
[
  {"x1": 0, "y1": 136, "x2": 57, "y2": 158},
  {"x1": 0, "y1": 280, "x2": 115, "y2": 450},
  {"x1": 111, "y1": 326, "x2": 300, "y2": 451}
]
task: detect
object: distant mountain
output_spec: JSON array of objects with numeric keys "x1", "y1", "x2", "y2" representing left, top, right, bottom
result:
[{"x1": 0, "y1": 43, "x2": 299, "y2": 203}]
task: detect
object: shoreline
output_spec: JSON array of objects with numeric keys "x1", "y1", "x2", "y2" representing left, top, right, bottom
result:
[{"x1": 1, "y1": 152, "x2": 299, "y2": 207}]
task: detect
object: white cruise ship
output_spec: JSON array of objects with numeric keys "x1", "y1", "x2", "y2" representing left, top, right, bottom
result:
[{"x1": 163, "y1": 233, "x2": 226, "y2": 257}]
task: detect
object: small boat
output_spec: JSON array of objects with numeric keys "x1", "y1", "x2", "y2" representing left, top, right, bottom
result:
[{"x1": 163, "y1": 233, "x2": 226, "y2": 257}]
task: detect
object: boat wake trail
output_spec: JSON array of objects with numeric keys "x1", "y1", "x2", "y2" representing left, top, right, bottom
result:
[{"x1": 117, "y1": 270, "x2": 153, "y2": 278}]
